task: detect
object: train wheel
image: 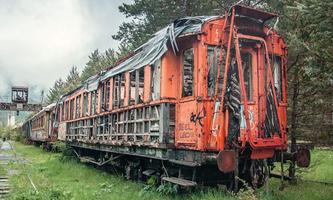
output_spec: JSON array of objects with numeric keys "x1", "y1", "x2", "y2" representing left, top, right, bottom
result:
[{"x1": 250, "y1": 159, "x2": 269, "y2": 189}]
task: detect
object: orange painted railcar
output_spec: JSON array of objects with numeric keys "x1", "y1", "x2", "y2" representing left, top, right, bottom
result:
[{"x1": 56, "y1": 5, "x2": 308, "y2": 188}]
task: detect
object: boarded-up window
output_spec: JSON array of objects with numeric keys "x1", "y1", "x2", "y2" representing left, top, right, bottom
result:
[{"x1": 182, "y1": 48, "x2": 194, "y2": 97}]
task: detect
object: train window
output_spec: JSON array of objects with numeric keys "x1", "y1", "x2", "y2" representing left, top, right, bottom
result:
[
  {"x1": 94, "y1": 91, "x2": 98, "y2": 114},
  {"x1": 120, "y1": 73, "x2": 125, "y2": 106},
  {"x1": 272, "y1": 56, "x2": 283, "y2": 102},
  {"x1": 100, "y1": 83, "x2": 105, "y2": 111},
  {"x1": 90, "y1": 91, "x2": 98, "y2": 115},
  {"x1": 90, "y1": 92, "x2": 95, "y2": 115},
  {"x1": 242, "y1": 52, "x2": 253, "y2": 101},
  {"x1": 113, "y1": 75, "x2": 120, "y2": 108},
  {"x1": 151, "y1": 59, "x2": 161, "y2": 100},
  {"x1": 66, "y1": 101, "x2": 69, "y2": 120},
  {"x1": 100, "y1": 80, "x2": 111, "y2": 111},
  {"x1": 75, "y1": 95, "x2": 81, "y2": 118},
  {"x1": 129, "y1": 72, "x2": 136, "y2": 105},
  {"x1": 207, "y1": 46, "x2": 225, "y2": 97},
  {"x1": 105, "y1": 80, "x2": 110, "y2": 110},
  {"x1": 83, "y1": 93, "x2": 88, "y2": 116},
  {"x1": 70, "y1": 99, "x2": 74, "y2": 120},
  {"x1": 182, "y1": 48, "x2": 194, "y2": 97},
  {"x1": 138, "y1": 68, "x2": 144, "y2": 103}
]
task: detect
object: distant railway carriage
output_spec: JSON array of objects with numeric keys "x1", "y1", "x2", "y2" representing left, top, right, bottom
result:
[
  {"x1": 23, "y1": 5, "x2": 310, "y2": 189},
  {"x1": 23, "y1": 103, "x2": 58, "y2": 147}
]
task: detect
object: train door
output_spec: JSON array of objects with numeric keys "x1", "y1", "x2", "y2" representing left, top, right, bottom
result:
[{"x1": 176, "y1": 46, "x2": 198, "y2": 148}]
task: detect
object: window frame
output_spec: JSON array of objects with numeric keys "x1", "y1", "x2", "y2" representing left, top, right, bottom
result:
[{"x1": 181, "y1": 47, "x2": 195, "y2": 98}]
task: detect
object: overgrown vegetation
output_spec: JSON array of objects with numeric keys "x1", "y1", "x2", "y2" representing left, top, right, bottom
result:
[
  {"x1": 1, "y1": 142, "x2": 332, "y2": 200},
  {"x1": 0, "y1": 127, "x2": 23, "y2": 142}
]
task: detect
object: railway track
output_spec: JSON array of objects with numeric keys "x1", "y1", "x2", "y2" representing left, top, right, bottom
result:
[{"x1": 0, "y1": 141, "x2": 13, "y2": 198}]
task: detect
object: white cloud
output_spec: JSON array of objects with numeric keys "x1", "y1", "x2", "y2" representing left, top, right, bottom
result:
[{"x1": 0, "y1": 0, "x2": 131, "y2": 101}]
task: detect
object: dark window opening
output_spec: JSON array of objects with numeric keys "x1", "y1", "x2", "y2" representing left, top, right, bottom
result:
[
  {"x1": 75, "y1": 95, "x2": 81, "y2": 118},
  {"x1": 207, "y1": 45, "x2": 225, "y2": 97},
  {"x1": 70, "y1": 99, "x2": 74, "y2": 120},
  {"x1": 113, "y1": 75, "x2": 120, "y2": 108},
  {"x1": 105, "y1": 80, "x2": 110, "y2": 110},
  {"x1": 138, "y1": 68, "x2": 144, "y2": 103},
  {"x1": 90, "y1": 90, "x2": 98, "y2": 115},
  {"x1": 272, "y1": 56, "x2": 283, "y2": 102},
  {"x1": 182, "y1": 48, "x2": 194, "y2": 97},
  {"x1": 241, "y1": 52, "x2": 253, "y2": 101},
  {"x1": 120, "y1": 73, "x2": 125, "y2": 106},
  {"x1": 83, "y1": 93, "x2": 88, "y2": 116},
  {"x1": 100, "y1": 83, "x2": 105, "y2": 111},
  {"x1": 129, "y1": 72, "x2": 136, "y2": 105}
]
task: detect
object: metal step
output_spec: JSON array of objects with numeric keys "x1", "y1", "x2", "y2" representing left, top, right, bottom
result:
[{"x1": 162, "y1": 177, "x2": 197, "y2": 187}]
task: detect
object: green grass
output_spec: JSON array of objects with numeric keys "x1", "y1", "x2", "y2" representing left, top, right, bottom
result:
[{"x1": 2, "y1": 143, "x2": 333, "y2": 200}]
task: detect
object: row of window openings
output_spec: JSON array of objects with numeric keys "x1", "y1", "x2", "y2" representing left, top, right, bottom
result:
[
  {"x1": 32, "y1": 116, "x2": 44, "y2": 129},
  {"x1": 62, "y1": 64, "x2": 160, "y2": 121}
]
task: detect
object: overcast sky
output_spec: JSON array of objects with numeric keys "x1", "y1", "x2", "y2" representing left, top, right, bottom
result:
[{"x1": 0, "y1": 0, "x2": 132, "y2": 102}]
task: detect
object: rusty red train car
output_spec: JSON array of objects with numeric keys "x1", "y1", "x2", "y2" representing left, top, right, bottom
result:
[{"x1": 55, "y1": 5, "x2": 309, "y2": 189}]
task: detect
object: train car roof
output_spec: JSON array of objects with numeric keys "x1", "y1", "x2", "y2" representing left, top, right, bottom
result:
[
  {"x1": 60, "y1": 15, "x2": 220, "y2": 99},
  {"x1": 60, "y1": 5, "x2": 280, "y2": 101},
  {"x1": 29, "y1": 103, "x2": 56, "y2": 120}
]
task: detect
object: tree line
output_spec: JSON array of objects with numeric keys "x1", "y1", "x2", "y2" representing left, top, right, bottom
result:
[{"x1": 47, "y1": 0, "x2": 333, "y2": 145}]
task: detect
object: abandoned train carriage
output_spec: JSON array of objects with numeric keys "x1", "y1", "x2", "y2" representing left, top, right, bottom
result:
[
  {"x1": 25, "y1": 103, "x2": 58, "y2": 145},
  {"x1": 58, "y1": 5, "x2": 291, "y2": 187}
]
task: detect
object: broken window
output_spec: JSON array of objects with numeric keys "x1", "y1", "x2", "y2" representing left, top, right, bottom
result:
[
  {"x1": 100, "y1": 80, "x2": 111, "y2": 111},
  {"x1": 241, "y1": 52, "x2": 253, "y2": 101},
  {"x1": 61, "y1": 104, "x2": 64, "y2": 121},
  {"x1": 67, "y1": 101, "x2": 70, "y2": 120},
  {"x1": 138, "y1": 68, "x2": 144, "y2": 103},
  {"x1": 75, "y1": 95, "x2": 81, "y2": 118},
  {"x1": 105, "y1": 80, "x2": 110, "y2": 110},
  {"x1": 94, "y1": 91, "x2": 98, "y2": 114},
  {"x1": 83, "y1": 92, "x2": 88, "y2": 116},
  {"x1": 182, "y1": 48, "x2": 194, "y2": 97},
  {"x1": 272, "y1": 56, "x2": 283, "y2": 102},
  {"x1": 90, "y1": 92, "x2": 95, "y2": 115},
  {"x1": 90, "y1": 90, "x2": 98, "y2": 115},
  {"x1": 113, "y1": 75, "x2": 120, "y2": 108},
  {"x1": 70, "y1": 99, "x2": 74, "y2": 120},
  {"x1": 100, "y1": 83, "x2": 105, "y2": 111},
  {"x1": 207, "y1": 45, "x2": 225, "y2": 97},
  {"x1": 151, "y1": 59, "x2": 160, "y2": 100},
  {"x1": 129, "y1": 72, "x2": 136, "y2": 105},
  {"x1": 120, "y1": 73, "x2": 125, "y2": 106}
]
